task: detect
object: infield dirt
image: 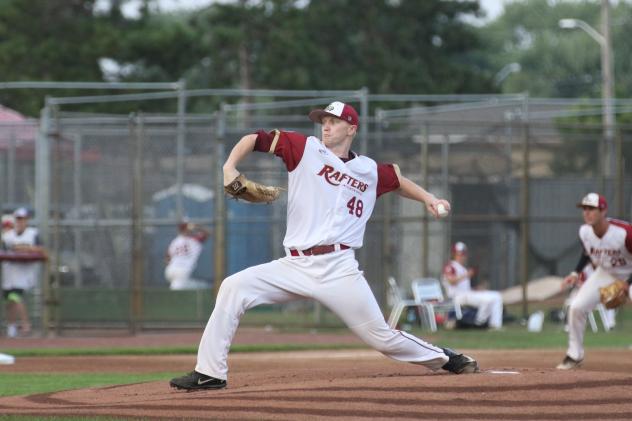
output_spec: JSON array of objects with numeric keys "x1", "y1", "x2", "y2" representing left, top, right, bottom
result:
[{"x1": 0, "y1": 330, "x2": 631, "y2": 420}]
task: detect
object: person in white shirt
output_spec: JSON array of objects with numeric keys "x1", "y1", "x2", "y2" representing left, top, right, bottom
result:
[
  {"x1": 164, "y1": 221, "x2": 210, "y2": 290},
  {"x1": 442, "y1": 242, "x2": 503, "y2": 330},
  {"x1": 557, "y1": 193, "x2": 632, "y2": 370},
  {"x1": 170, "y1": 101, "x2": 479, "y2": 391},
  {"x1": 1, "y1": 208, "x2": 46, "y2": 337}
]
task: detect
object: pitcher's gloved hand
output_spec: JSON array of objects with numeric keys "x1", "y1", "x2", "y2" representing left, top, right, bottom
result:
[{"x1": 224, "y1": 174, "x2": 281, "y2": 204}]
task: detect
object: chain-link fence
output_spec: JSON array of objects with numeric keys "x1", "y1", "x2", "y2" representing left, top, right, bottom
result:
[{"x1": 1, "y1": 90, "x2": 631, "y2": 332}]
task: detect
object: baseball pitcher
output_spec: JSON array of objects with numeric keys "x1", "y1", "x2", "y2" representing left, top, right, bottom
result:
[{"x1": 170, "y1": 101, "x2": 479, "y2": 391}]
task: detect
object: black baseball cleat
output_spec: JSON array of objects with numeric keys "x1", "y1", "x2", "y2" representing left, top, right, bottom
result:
[
  {"x1": 441, "y1": 347, "x2": 479, "y2": 374},
  {"x1": 556, "y1": 355, "x2": 582, "y2": 370},
  {"x1": 170, "y1": 371, "x2": 227, "y2": 391}
]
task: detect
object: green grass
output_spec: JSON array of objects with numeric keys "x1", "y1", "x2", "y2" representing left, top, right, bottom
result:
[
  {"x1": 0, "y1": 416, "x2": 136, "y2": 421},
  {"x1": 411, "y1": 323, "x2": 632, "y2": 349},
  {"x1": 0, "y1": 372, "x2": 178, "y2": 398},
  {"x1": 5, "y1": 342, "x2": 365, "y2": 358}
]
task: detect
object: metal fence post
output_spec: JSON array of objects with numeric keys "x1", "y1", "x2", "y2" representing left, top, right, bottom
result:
[
  {"x1": 213, "y1": 107, "x2": 227, "y2": 299},
  {"x1": 73, "y1": 134, "x2": 83, "y2": 287},
  {"x1": 520, "y1": 122, "x2": 530, "y2": 319},
  {"x1": 421, "y1": 122, "x2": 430, "y2": 277},
  {"x1": 129, "y1": 113, "x2": 145, "y2": 334},
  {"x1": 359, "y1": 87, "x2": 369, "y2": 156},
  {"x1": 50, "y1": 105, "x2": 63, "y2": 335},
  {"x1": 176, "y1": 78, "x2": 187, "y2": 219},
  {"x1": 35, "y1": 102, "x2": 52, "y2": 335}
]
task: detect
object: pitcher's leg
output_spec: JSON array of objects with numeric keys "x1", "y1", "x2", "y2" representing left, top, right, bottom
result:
[
  {"x1": 196, "y1": 260, "x2": 308, "y2": 379},
  {"x1": 316, "y1": 272, "x2": 447, "y2": 369}
]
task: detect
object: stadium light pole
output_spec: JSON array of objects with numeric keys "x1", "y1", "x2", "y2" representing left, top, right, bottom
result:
[{"x1": 559, "y1": 1, "x2": 615, "y2": 179}]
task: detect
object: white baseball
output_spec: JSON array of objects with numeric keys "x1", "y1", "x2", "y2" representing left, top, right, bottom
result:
[{"x1": 436, "y1": 203, "x2": 449, "y2": 218}]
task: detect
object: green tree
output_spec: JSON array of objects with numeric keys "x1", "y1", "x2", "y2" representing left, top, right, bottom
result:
[
  {"x1": 137, "y1": 0, "x2": 494, "y2": 94},
  {"x1": 477, "y1": 0, "x2": 632, "y2": 98},
  {"x1": 0, "y1": 0, "x2": 133, "y2": 115}
]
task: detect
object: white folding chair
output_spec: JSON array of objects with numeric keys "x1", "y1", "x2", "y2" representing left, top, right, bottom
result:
[
  {"x1": 411, "y1": 278, "x2": 462, "y2": 332},
  {"x1": 592, "y1": 303, "x2": 614, "y2": 332},
  {"x1": 386, "y1": 277, "x2": 420, "y2": 329},
  {"x1": 565, "y1": 298, "x2": 613, "y2": 332}
]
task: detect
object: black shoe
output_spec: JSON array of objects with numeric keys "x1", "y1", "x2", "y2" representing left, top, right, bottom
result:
[
  {"x1": 441, "y1": 347, "x2": 479, "y2": 374},
  {"x1": 170, "y1": 371, "x2": 227, "y2": 391},
  {"x1": 556, "y1": 355, "x2": 582, "y2": 370}
]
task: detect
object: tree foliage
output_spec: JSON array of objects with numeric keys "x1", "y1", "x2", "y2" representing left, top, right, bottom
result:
[
  {"x1": 0, "y1": 0, "x2": 495, "y2": 115},
  {"x1": 0, "y1": 0, "x2": 132, "y2": 115},
  {"x1": 476, "y1": 0, "x2": 632, "y2": 98}
]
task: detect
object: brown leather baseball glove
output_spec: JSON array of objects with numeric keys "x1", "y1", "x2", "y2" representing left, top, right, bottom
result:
[
  {"x1": 599, "y1": 279, "x2": 629, "y2": 309},
  {"x1": 224, "y1": 174, "x2": 281, "y2": 203}
]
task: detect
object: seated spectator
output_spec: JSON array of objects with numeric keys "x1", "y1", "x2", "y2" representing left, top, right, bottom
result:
[{"x1": 442, "y1": 242, "x2": 503, "y2": 330}]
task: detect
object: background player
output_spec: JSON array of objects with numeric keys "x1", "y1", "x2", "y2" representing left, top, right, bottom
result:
[
  {"x1": 170, "y1": 101, "x2": 478, "y2": 391},
  {"x1": 442, "y1": 241, "x2": 503, "y2": 330},
  {"x1": 557, "y1": 193, "x2": 632, "y2": 369},
  {"x1": 164, "y1": 221, "x2": 210, "y2": 290},
  {"x1": 1, "y1": 208, "x2": 46, "y2": 337}
]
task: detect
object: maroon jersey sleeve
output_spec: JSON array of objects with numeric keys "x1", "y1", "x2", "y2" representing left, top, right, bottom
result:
[
  {"x1": 610, "y1": 219, "x2": 632, "y2": 253},
  {"x1": 376, "y1": 163, "x2": 401, "y2": 198},
  {"x1": 254, "y1": 129, "x2": 307, "y2": 172},
  {"x1": 192, "y1": 232, "x2": 209, "y2": 243}
]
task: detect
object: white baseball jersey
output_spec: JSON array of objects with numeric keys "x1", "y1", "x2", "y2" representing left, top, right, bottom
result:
[
  {"x1": 442, "y1": 260, "x2": 472, "y2": 298},
  {"x1": 166, "y1": 234, "x2": 204, "y2": 275},
  {"x1": 255, "y1": 130, "x2": 400, "y2": 250},
  {"x1": 579, "y1": 219, "x2": 632, "y2": 280},
  {"x1": 1, "y1": 227, "x2": 41, "y2": 290}
]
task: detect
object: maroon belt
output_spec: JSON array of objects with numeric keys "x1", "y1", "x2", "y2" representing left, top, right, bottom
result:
[{"x1": 289, "y1": 244, "x2": 350, "y2": 256}]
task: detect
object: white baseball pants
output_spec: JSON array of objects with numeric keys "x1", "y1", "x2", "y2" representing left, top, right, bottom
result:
[
  {"x1": 454, "y1": 290, "x2": 504, "y2": 329},
  {"x1": 566, "y1": 267, "x2": 628, "y2": 361},
  {"x1": 195, "y1": 249, "x2": 448, "y2": 380}
]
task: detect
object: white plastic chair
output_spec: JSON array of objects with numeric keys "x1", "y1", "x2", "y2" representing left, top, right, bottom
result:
[
  {"x1": 411, "y1": 278, "x2": 462, "y2": 332},
  {"x1": 564, "y1": 298, "x2": 613, "y2": 332},
  {"x1": 387, "y1": 277, "x2": 420, "y2": 329},
  {"x1": 588, "y1": 303, "x2": 614, "y2": 332}
]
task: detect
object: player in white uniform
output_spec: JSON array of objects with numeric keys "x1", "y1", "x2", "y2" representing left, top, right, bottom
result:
[
  {"x1": 557, "y1": 193, "x2": 632, "y2": 370},
  {"x1": 442, "y1": 242, "x2": 503, "y2": 329},
  {"x1": 1, "y1": 208, "x2": 46, "y2": 337},
  {"x1": 165, "y1": 222, "x2": 210, "y2": 290},
  {"x1": 170, "y1": 101, "x2": 479, "y2": 390}
]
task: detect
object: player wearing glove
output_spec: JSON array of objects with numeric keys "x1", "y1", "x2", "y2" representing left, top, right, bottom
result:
[
  {"x1": 170, "y1": 101, "x2": 475, "y2": 391},
  {"x1": 557, "y1": 193, "x2": 632, "y2": 370},
  {"x1": 224, "y1": 174, "x2": 281, "y2": 203}
]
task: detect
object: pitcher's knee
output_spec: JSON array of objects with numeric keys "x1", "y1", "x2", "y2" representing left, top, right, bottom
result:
[
  {"x1": 216, "y1": 273, "x2": 252, "y2": 309},
  {"x1": 355, "y1": 325, "x2": 400, "y2": 353}
]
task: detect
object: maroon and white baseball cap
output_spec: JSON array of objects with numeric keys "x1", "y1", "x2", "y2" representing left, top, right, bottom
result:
[
  {"x1": 308, "y1": 101, "x2": 359, "y2": 126},
  {"x1": 577, "y1": 192, "x2": 608, "y2": 210},
  {"x1": 452, "y1": 242, "x2": 467, "y2": 254}
]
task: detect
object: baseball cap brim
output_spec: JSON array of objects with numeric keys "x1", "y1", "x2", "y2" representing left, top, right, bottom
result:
[{"x1": 308, "y1": 110, "x2": 354, "y2": 125}]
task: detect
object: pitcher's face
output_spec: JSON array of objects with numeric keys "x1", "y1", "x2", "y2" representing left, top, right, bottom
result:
[{"x1": 321, "y1": 116, "x2": 356, "y2": 149}]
